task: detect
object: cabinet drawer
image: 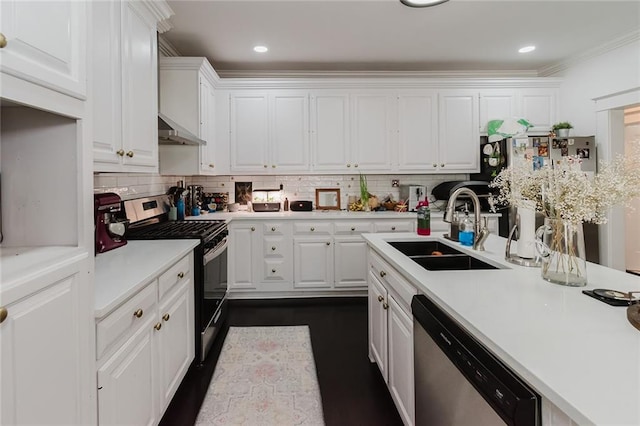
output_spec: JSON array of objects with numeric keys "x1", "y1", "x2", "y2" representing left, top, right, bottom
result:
[
  {"x1": 263, "y1": 237, "x2": 288, "y2": 257},
  {"x1": 262, "y1": 259, "x2": 291, "y2": 282},
  {"x1": 293, "y1": 222, "x2": 332, "y2": 235},
  {"x1": 96, "y1": 282, "x2": 157, "y2": 360},
  {"x1": 262, "y1": 222, "x2": 290, "y2": 236},
  {"x1": 335, "y1": 221, "x2": 374, "y2": 235},
  {"x1": 158, "y1": 255, "x2": 190, "y2": 301},
  {"x1": 370, "y1": 251, "x2": 416, "y2": 312},
  {"x1": 374, "y1": 220, "x2": 414, "y2": 233}
]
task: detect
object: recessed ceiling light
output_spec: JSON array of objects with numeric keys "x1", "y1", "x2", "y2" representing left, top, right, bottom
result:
[
  {"x1": 253, "y1": 45, "x2": 268, "y2": 53},
  {"x1": 519, "y1": 46, "x2": 536, "y2": 53},
  {"x1": 400, "y1": 0, "x2": 449, "y2": 7}
]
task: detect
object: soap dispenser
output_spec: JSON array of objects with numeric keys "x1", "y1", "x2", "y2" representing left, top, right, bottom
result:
[{"x1": 458, "y1": 203, "x2": 474, "y2": 247}]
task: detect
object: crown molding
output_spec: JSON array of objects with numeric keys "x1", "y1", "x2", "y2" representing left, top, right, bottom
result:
[
  {"x1": 215, "y1": 69, "x2": 539, "y2": 79},
  {"x1": 539, "y1": 29, "x2": 640, "y2": 77},
  {"x1": 141, "y1": 0, "x2": 174, "y2": 31},
  {"x1": 158, "y1": 35, "x2": 181, "y2": 57},
  {"x1": 159, "y1": 57, "x2": 221, "y2": 85}
]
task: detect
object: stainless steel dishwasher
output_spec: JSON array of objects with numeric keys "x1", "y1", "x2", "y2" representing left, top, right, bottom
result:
[{"x1": 412, "y1": 295, "x2": 540, "y2": 426}]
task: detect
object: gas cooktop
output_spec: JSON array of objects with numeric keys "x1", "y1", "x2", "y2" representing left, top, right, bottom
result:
[{"x1": 127, "y1": 220, "x2": 225, "y2": 240}]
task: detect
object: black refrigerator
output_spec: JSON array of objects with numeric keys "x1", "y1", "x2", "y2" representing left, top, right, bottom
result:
[{"x1": 472, "y1": 135, "x2": 600, "y2": 263}]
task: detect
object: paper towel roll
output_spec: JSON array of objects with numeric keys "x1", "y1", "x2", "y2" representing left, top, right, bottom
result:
[{"x1": 516, "y1": 206, "x2": 536, "y2": 259}]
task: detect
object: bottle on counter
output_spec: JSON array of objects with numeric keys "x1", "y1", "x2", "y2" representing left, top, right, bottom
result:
[
  {"x1": 176, "y1": 196, "x2": 185, "y2": 221},
  {"x1": 416, "y1": 197, "x2": 431, "y2": 235},
  {"x1": 284, "y1": 197, "x2": 289, "y2": 211},
  {"x1": 459, "y1": 204, "x2": 474, "y2": 247}
]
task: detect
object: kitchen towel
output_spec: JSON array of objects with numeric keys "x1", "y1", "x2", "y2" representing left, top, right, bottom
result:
[{"x1": 195, "y1": 326, "x2": 325, "y2": 425}]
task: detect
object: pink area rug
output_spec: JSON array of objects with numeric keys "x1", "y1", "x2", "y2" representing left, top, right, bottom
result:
[{"x1": 195, "y1": 326, "x2": 325, "y2": 425}]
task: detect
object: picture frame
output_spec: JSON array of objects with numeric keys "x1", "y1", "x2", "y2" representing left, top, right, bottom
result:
[{"x1": 315, "y1": 188, "x2": 341, "y2": 210}]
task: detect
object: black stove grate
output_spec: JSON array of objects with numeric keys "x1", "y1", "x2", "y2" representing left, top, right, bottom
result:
[{"x1": 127, "y1": 220, "x2": 225, "y2": 240}]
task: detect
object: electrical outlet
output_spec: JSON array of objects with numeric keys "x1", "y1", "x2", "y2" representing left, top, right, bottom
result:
[{"x1": 391, "y1": 180, "x2": 399, "y2": 187}]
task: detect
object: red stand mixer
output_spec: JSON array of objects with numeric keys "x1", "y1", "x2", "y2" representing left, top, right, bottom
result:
[{"x1": 94, "y1": 193, "x2": 128, "y2": 254}]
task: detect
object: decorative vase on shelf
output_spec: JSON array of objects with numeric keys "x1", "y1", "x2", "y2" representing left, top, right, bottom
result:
[{"x1": 535, "y1": 217, "x2": 587, "y2": 287}]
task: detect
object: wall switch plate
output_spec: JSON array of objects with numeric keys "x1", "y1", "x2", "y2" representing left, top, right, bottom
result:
[{"x1": 391, "y1": 180, "x2": 399, "y2": 187}]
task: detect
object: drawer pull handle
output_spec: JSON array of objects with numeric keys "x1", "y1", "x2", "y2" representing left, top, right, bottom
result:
[
  {"x1": 391, "y1": 227, "x2": 396, "y2": 231},
  {"x1": 272, "y1": 269, "x2": 276, "y2": 273},
  {"x1": 351, "y1": 227, "x2": 355, "y2": 231},
  {"x1": 377, "y1": 295, "x2": 384, "y2": 302},
  {"x1": 251, "y1": 227, "x2": 256, "y2": 231},
  {"x1": 272, "y1": 246, "x2": 276, "y2": 251},
  {"x1": 178, "y1": 272, "x2": 185, "y2": 279},
  {"x1": 163, "y1": 313, "x2": 170, "y2": 322},
  {"x1": 271, "y1": 227, "x2": 276, "y2": 231},
  {"x1": 133, "y1": 309, "x2": 143, "y2": 318},
  {"x1": 310, "y1": 227, "x2": 315, "y2": 231},
  {"x1": 154, "y1": 322, "x2": 162, "y2": 331},
  {"x1": 383, "y1": 303, "x2": 389, "y2": 310},
  {"x1": 0, "y1": 307, "x2": 7, "y2": 323},
  {"x1": 380, "y1": 271, "x2": 386, "y2": 278}
]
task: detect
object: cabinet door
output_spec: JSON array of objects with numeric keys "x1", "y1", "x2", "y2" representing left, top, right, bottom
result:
[
  {"x1": 97, "y1": 319, "x2": 158, "y2": 426},
  {"x1": 351, "y1": 93, "x2": 394, "y2": 171},
  {"x1": 230, "y1": 93, "x2": 269, "y2": 172},
  {"x1": 199, "y1": 76, "x2": 217, "y2": 173},
  {"x1": 368, "y1": 272, "x2": 388, "y2": 381},
  {"x1": 1, "y1": 275, "x2": 86, "y2": 425},
  {"x1": 397, "y1": 92, "x2": 439, "y2": 172},
  {"x1": 121, "y1": 1, "x2": 158, "y2": 169},
  {"x1": 519, "y1": 89, "x2": 558, "y2": 132},
  {"x1": 0, "y1": 0, "x2": 86, "y2": 99},
  {"x1": 334, "y1": 237, "x2": 368, "y2": 288},
  {"x1": 92, "y1": 0, "x2": 122, "y2": 166},
  {"x1": 388, "y1": 296, "x2": 415, "y2": 426},
  {"x1": 438, "y1": 90, "x2": 480, "y2": 172},
  {"x1": 228, "y1": 224, "x2": 260, "y2": 290},
  {"x1": 293, "y1": 237, "x2": 333, "y2": 288},
  {"x1": 157, "y1": 279, "x2": 194, "y2": 412},
  {"x1": 311, "y1": 93, "x2": 350, "y2": 171},
  {"x1": 479, "y1": 90, "x2": 517, "y2": 132},
  {"x1": 270, "y1": 92, "x2": 310, "y2": 172}
]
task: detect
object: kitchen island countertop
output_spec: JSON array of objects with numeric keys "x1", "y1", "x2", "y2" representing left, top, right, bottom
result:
[{"x1": 363, "y1": 231, "x2": 640, "y2": 425}]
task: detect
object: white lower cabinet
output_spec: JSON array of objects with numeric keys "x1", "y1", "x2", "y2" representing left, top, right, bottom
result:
[
  {"x1": 368, "y1": 250, "x2": 416, "y2": 426},
  {"x1": 293, "y1": 237, "x2": 334, "y2": 289},
  {"x1": 96, "y1": 253, "x2": 194, "y2": 426},
  {"x1": 334, "y1": 237, "x2": 369, "y2": 287}
]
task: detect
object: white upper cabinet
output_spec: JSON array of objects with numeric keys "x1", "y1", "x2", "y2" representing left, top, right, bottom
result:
[
  {"x1": 158, "y1": 57, "x2": 222, "y2": 175},
  {"x1": 93, "y1": 1, "x2": 171, "y2": 172},
  {"x1": 438, "y1": 90, "x2": 480, "y2": 172},
  {"x1": 311, "y1": 93, "x2": 350, "y2": 171},
  {"x1": 350, "y1": 93, "x2": 394, "y2": 171},
  {"x1": 479, "y1": 88, "x2": 558, "y2": 133},
  {"x1": 396, "y1": 91, "x2": 439, "y2": 172},
  {"x1": 230, "y1": 91, "x2": 309, "y2": 173},
  {"x1": 0, "y1": 0, "x2": 86, "y2": 101}
]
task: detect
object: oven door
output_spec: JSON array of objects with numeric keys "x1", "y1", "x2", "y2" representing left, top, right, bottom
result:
[{"x1": 201, "y1": 237, "x2": 228, "y2": 361}]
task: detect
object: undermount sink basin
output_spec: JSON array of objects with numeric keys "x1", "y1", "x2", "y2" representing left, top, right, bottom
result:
[{"x1": 388, "y1": 240, "x2": 501, "y2": 271}]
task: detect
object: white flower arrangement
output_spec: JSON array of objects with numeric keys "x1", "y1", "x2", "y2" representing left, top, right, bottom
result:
[{"x1": 490, "y1": 147, "x2": 640, "y2": 225}]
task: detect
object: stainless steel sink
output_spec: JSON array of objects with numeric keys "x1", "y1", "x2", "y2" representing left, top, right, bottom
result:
[{"x1": 388, "y1": 241, "x2": 500, "y2": 271}]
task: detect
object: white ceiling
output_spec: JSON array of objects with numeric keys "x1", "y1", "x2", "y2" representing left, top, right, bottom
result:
[{"x1": 162, "y1": 0, "x2": 640, "y2": 76}]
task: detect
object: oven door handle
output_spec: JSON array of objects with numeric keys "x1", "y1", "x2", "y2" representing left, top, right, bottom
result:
[{"x1": 203, "y1": 237, "x2": 228, "y2": 265}]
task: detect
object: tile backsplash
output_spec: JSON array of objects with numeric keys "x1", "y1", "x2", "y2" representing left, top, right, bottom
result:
[{"x1": 94, "y1": 172, "x2": 469, "y2": 209}]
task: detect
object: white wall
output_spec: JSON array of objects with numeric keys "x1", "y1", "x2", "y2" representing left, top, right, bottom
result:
[{"x1": 552, "y1": 38, "x2": 640, "y2": 136}]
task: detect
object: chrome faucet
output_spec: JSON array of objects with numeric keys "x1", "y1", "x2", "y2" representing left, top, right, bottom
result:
[{"x1": 443, "y1": 188, "x2": 483, "y2": 250}]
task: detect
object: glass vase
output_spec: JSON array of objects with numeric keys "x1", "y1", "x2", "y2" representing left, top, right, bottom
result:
[{"x1": 535, "y1": 217, "x2": 587, "y2": 287}]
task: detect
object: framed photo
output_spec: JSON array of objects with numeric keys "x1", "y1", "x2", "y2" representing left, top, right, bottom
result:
[
  {"x1": 315, "y1": 188, "x2": 341, "y2": 210},
  {"x1": 532, "y1": 138, "x2": 540, "y2": 147},
  {"x1": 234, "y1": 182, "x2": 252, "y2": 205},
  {"x1": 538, "y1": 141, "x2": 549, "y2": 157},
  {"x1": 561, "y1": 147, "x2": 569, "y2": 157}
]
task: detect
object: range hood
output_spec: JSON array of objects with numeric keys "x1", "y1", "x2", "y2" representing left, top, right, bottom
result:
[{"x1": 158, "y1": 112, "x2": 206, "y2": 146}]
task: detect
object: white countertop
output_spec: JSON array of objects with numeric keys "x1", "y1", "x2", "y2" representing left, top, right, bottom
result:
[
  {"x1": 187, "y1": 209, "x2": 500, "y2": 221},
  {"x1": 94, "y1": 240, "x2": 199, "y2": 318},
  {"x1": 363, "y1": 231, "x2": 640, "y2": 425}
]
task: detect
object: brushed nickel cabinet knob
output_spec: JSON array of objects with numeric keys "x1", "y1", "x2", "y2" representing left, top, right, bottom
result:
[
  {"x1": 383, "y1": 303, "x2": 389, "y2": 310},
  {"x1": 126, "y1": 151, "x2": 134, "y2": 158},
  {"x1": 209, "y1": 164, "x2": 215, "y2": 168},
  {"x1": 326, "y1": 242, "x2": 330, "y2": 246},
  {"x1": 0, "y1": 33, "x2": 7, "y2": 49},
  {"x1": 263, "y1": 164, "x2": 268, "y2": 168},
  {"x1": 351, "y1": 227, "x2": 356, "y2": 231},
  {"x1": 116, "y1": 149, "x2": 125, "y2": 156},
  {"x1": 0, "y1": 307, "x2": 8, "y2": 323},
  {"x1": 432, "y1": 163, "x2": 437, "y2": 168},
  {"x1": 377, "y1": 295, "x2": 384, "y2": 302},
  {"x1": 440, "y1": 163, "x2": 445, "y2": 167},
  {"x1": 354, "y1": 164, "x2": 359, "y2": 168},
  {"x1": 380, "y1": 271, "x2": 386, "y2": 277},
  {"x1": 154, "y1": 322, "x2": 162, "y2": 331},
  {"x1": 310, "y1": 227, "x2": 315, "y2": 231},
  {"x1": 391, "y1": 226, "x2": 396, "y2": 231},
  {"x1": 177, "y1": 272, "x2": 184, "y2": 279},
  {"x1": 271, "y1": 227, "x2": 276, "y2": 231},
  {"x1": 133, "y1": 309, "x2": 143, "y2": 318},
  {"x1": 251, "y1": 227, "x2": 255, "y2": 231},
  {"x1": 272, "y1": 269, "x2": 276, "y2": 273},
  {"x1": 347, "y1": 164, "x2": 351, "y2": 168},
  {"x1": 162, "y1": 313, "x2": 170, "y2": 322},
  {"x1": 272, "y1": 246, "x2": 276, "y2": 251}
]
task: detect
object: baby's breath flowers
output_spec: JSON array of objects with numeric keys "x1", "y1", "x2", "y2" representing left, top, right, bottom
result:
[{"x1": 490, "y1": 147, "x2": 640, "y2": 225}]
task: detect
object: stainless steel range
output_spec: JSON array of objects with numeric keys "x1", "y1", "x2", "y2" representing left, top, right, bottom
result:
[{"x1": 122, "y1": 195, "x2": 228, "y2": 363}]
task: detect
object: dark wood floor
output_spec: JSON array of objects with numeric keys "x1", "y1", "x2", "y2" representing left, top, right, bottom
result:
[{"x1": 160, "y1": 298, "x2": 403, "y2": 426}]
